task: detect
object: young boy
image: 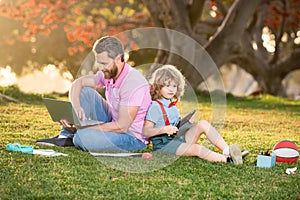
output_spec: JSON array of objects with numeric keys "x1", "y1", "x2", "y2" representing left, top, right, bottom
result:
[{"x1": 143, "y1": 65, "x2": 243, "y2": 165}]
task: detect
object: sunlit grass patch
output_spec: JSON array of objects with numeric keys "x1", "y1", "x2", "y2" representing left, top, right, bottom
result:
[{"x1": 0, "y1": 86, "x2": 299, "y2": 199}]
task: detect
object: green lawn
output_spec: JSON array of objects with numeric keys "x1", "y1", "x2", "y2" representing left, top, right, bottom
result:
[{"x1": 0, "y1": 85, "x2": 299, "y2": 199}]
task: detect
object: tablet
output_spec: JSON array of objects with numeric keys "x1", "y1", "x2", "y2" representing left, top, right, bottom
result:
[{"x1": 176, "y1": 110, "x2": 196, "y2": 128}]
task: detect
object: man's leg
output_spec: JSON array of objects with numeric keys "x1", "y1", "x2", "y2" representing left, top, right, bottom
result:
[
  {"x1": 73, "y1": 129, "x2": 146, "y2": 152},
  {"x1": 37, "y1": 87, "x2": 111, "y2": 147},
  {"x1": 78, "y1": 87, "x2": 112, "y2": 123}
]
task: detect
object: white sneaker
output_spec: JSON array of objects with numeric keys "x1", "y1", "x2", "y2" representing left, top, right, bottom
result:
[
  {"x1": 229, "y1": 144, "x2": 243, "y2": 165},
  {"x1": 241, "y1": 150, "x2": 249, "y2": 158}
]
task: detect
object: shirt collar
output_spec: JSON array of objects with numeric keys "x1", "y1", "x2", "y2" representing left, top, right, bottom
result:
[
  {"x1": 108, "y1": 63, "x2": 130, "y2": 88},
  {"x1": 158, "y1": 98, "x2": 177, "y2": 107}
]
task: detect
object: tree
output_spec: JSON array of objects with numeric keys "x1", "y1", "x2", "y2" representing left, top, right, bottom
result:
[
  {"x1": 0, "y1": 0, "x2": 152, "y2": 77},
  {"x1": 143, "y1": 0, "x2": 300, "y2": 96},
  {"x1": 0, "y1": 0, "x2": 299, "y2": 96}
]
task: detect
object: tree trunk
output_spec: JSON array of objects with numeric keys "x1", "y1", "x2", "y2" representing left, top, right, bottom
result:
[
  {"x1": 256, "y1": 75, "x2": 286, "y2": 97},
  {"x1": 142, "y1": 0, "x2": 300, "y2": 97},
  {"x1": 144, "y1": 0, "x2": 262, "y2": 87}
]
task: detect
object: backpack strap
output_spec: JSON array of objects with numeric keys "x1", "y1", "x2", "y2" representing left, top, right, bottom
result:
[{"x1": 154, "y1": 100, "x2": 170, "y2": 125}]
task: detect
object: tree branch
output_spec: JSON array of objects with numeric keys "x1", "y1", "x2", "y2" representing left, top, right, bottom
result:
[
  {"x1": 168, "y1": 0, "x2": 193, "y2": 32},
  {"x1": 275, "y1": 48, "x2": 300, "y2": 76},
  {"x1": 205, "y1": 0, "x2": 263, "y2": 67},
  {"x1": 142, "y1": 0, "x2": 164, "y2": 27},
  {"x1": 269, "y1": 0, "x2": 287, "y2": 64},
  {"x1": 251, "y1": 3, "x2": 270, "y2": 60},
  {"x1": 194, "y1": 20, "x2": 220, "y2": 36},
  {"x1": 0, "y1": 93, "x2": 20, "y2": 103},
  {"x1": 215, "y1": 0, "x2": 228, "y2": 17},
  {"x1": 187, "y1": 0, "x2": 205, "y2": 28}
]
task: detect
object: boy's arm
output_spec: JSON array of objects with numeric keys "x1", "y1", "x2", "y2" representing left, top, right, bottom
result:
[{"x1": 143, "y1": 120, "x2": 178, "y2": 137}]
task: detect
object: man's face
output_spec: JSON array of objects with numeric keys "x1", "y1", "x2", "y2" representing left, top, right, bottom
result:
[{"x1": 95, "y1": 52, "x2": 118, "y2": 79}]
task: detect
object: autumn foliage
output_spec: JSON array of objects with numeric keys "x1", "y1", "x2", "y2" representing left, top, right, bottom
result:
[
  {"x1": 263, "y1": 0, "x2": 300, "y2": 30},
  {"x1": 1, "y1": 0, "x2": 299, "y2": 56},
  {"x1": 0, "y1": 0, "x2": 152, "y2": 56}
]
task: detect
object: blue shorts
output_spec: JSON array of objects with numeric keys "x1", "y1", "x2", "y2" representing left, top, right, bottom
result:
[{"x1": 152, "y1": 135, "x2": 186, "y2": 155}]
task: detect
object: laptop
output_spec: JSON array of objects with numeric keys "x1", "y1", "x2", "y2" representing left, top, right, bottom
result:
[{"x1": 42, "y1": 98, "x2": 104, "y2": 127}]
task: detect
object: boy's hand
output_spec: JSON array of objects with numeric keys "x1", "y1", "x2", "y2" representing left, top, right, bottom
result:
[{"x1": 163, "y1": 125, "x2": 178, "y2": 136}]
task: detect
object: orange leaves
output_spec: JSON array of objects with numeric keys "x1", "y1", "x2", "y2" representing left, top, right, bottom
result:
[
  {"x1": 131, "y1": 13, "x2": 146, "y2": 21},
  {"x1": 64, "y1": 25, "x2": 69, "y2": 32},
  {"x1": 263, "y1": 0, "x2": 300, "y2": 30},
  {"x1": 5, "y1": 39, "x2": 15, "y2": 45},
  {"x1": 0, "y1": 0, "x2": 150, "y2": 57},
  {"x1": 73, "y1": 8, "x2": 82, "y2": 15},
  {"x1": 27, "y1": 0, "x2": 37, "y2": 6},
  {"x1": 210, "y1": 0, "x2": 216, "y2": 8},
  {"x1": 67, "y1": 47, "x2": 75, "y2": 56},
  {"x1": 65, "y1": 21, "x2": 101, "y2": 56},
  {"x1": 130, "y1": 41, "x2": 139, "y2": 51},
  {"x1": 41, "y1": 28, "x2": 51, "y2": 36},
  {"x1": 42, "y1": 16, "x2": 54, "y2": 25},
  {"x1": 67, "y1": 45, "x2": 86, "y2": 56},
  {"x1": 65, "y1": 19, "x2": 106, "y2": 48},
  {"x1": 67, "y1": 32, "x2": 75, "y2": 42}
]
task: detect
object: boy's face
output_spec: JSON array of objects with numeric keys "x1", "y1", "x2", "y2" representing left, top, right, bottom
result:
[{"x1": 160, "y1": 80, "x2": 177, "y2": 100}]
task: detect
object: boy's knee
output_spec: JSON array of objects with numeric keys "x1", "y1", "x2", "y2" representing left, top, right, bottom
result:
[
  {"x1": 197, "y1": 119, "x2": 208, "y2": 125},
  {"x1": 196, "y1": 120, "x2": 208, "y2": 129}
]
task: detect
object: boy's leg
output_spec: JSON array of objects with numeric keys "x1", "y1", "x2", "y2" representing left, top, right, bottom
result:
[
  {"x1": 176, "y1": 143, "x2": 242, "y2": 165},
  {"x1": 184, "y1": 120, "x2": 243, "y2": 164},
  {"x1": 176, "y1": 143, "x2": 227, "y2": 162},
  {"x1": 185, "y1": 120, "x2": 228, "y2": 151}
]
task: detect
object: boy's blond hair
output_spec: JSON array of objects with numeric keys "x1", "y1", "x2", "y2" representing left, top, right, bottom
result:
[{"x1": 149, "y1": 65, "x2": 185, "y2": 100}]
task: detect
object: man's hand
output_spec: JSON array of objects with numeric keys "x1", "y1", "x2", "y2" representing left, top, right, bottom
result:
[
  {"x1": 60, "y1": 119, "x2": 77, "y2": 134},
  {"x1": 73, "y1": 106, "x2": 86, "y2": 121}
]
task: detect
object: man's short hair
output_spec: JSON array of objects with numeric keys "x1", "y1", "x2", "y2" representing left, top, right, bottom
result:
[{"x1": 93, "y1": 36, "x2": 124, "y2": 60}]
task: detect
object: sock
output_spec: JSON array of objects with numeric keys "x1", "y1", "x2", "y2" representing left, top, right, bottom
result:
[
  {"x1": 227, "y1": 157, "x2": 233, "y2": 163},
  {"x1": 223, "y1": 146, "x2": 230, "y2": 157}
]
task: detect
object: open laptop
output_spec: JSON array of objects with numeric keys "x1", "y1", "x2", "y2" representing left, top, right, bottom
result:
[{"x1": 42, "y1": 98, "x2": 104, "y2": 127}]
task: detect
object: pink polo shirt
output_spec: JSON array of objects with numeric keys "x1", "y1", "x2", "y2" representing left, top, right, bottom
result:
[{"x1": 94, "y1": 63, "x2": 151, "y2": 144}]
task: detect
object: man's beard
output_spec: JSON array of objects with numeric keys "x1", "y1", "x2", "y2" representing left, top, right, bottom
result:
[{"x1": 102, "y1": 62, "x2": 118, "y2": 79}]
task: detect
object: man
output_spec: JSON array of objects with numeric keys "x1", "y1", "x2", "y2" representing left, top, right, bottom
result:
[{"x1": 37, "y1": 36, "x2": 152, "y2": 152}]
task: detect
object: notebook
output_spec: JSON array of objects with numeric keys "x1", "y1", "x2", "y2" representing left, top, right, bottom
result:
[
  {"x1": 42, "y1": 98, "x2": 104, "y2": 127},
  {"x1": 174, "y1": 109, "x2": 196, "y2": 139},
  {"x1": 176, "y1": 109, "x2": 196, "y2": 128}
]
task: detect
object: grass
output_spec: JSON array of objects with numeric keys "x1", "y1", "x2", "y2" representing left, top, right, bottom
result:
[{"x1": 0, "y1": 85, "x2": 299, "y2": 199}]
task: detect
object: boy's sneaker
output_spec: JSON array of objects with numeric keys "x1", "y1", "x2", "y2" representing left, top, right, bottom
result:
[
  {"x1": 36, "y1": 135, "x2": 74, "y2": 147},
  {"x1": 229, "y1": 144, "x2": 243, "y2": 165},
  {"x1": 242, "y1": 150, "x2": 249, "y2": 158}
]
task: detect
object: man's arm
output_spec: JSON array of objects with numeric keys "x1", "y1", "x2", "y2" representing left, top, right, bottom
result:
[
  {"x1": 91, "y1": 105, "x2": 139, "y2": 133},
  {"x1": 69, "y1": 75, "x2": 96, "y2": 120}
]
